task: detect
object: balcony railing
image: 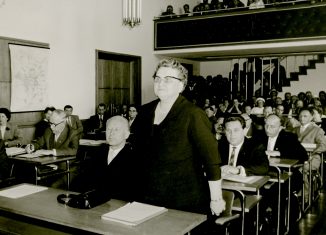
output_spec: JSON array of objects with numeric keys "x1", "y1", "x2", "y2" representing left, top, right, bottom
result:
[{"x1": 154, "y1": 1, "x2": 326, "y2": 50}]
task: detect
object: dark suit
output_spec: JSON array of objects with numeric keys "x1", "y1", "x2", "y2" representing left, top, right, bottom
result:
[
  {"x1": 0, "y1": 140, "x2": 11, "y2": 180},
  {"x1": 88, "y1": 113, "x2": 109, "y2": 133},
  {"x1": 262, "y1": 129, "x2": 308, "y2": 164},
  {"x1": 90, "y1": 143, "x2": 137, "y2": 202},
  {"x1": 219, "y1": 137, "x2": 269, "y2": 176},
  {"x1": 33, "y1": 125, "x2": 79, "y2": 156},
  {"x1": 134, "y1": 95, "x2": 221, "y2": 214},
  {"x1": 34, "y1": 119, "x2": 50, "y2": 139}
]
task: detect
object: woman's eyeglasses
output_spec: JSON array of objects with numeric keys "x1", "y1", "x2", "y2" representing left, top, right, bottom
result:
[{"x1": 153, "y1": 76, "x2": 182, "y2": 84}]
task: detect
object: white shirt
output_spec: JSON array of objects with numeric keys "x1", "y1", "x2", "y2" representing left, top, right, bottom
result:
[
  {"x1": 300, "y1": 123, "x2": 311, "y2": 133},
  {"x1": 107, "y1": 146, "x2": 124, "y2": 165},
  {"x1": 0, "y1": 126, "x2": 5, "y2": 139},
  {"x1": 267, "y1": 135, "x2": 278, "y2": 151},
  {"x1": 228, "y1": 141, "x2": 244, "y2": 167}
]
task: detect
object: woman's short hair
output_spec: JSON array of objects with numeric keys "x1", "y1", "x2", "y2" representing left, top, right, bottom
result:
[
  {"x1": 153, "y1": 58, "x2": 188, "y2": 87},
  {"x1": 0, "y1": 108, "x2": 11, "y2": 121}
]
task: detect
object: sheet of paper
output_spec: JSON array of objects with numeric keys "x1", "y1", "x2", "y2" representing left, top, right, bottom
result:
[
  {"x1": 79, "y1": 139, "x2": 106, "y2": 146},
  {"x1": 5, "y1": 147, "x2": 26, "y2": 156},
  {"x1": 16, "y1": 153, "x2": 44, "y2": 158},
  {"x1": 222, "y1": 173, "x2": 257, "y2": 183},
  {"x1": 0, "y1": 184, "x2": 48, "y2": 199}
]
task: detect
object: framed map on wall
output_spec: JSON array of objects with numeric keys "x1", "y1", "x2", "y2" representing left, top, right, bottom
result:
[{"x1": 9, "y1": 44, "x2": 50, "y2": 112}]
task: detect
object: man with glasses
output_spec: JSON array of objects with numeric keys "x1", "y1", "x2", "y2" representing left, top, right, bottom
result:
[
  {"x1": 22, "y1": 109, "x2": 79, "y2": 188},
  {"x1": 26, "y1": 109, "x2": 79, "y2": 156}
]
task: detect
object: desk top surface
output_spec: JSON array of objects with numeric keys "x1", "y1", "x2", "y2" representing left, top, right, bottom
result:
[
  {"x1": 0, "y1": 184, "x2": 206, "y2": 235},
  {"x1": 269, "y1": 158, "x2": 299, "y2": 168},
  {"x1": 222, "y1": 175, "x2": 270, "y2": 192},
  {"x1": 10, "y1": 155, "x2": 76, "y2": 165}
]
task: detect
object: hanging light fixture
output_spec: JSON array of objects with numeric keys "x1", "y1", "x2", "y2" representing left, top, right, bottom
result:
[{"x1": 123, "y1": 0, "x2": 141, "y2": 28}]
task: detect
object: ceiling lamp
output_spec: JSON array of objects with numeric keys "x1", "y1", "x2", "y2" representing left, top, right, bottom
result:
[{"x1": 123, "y1": 0, "x2": 141, "y2": 28}]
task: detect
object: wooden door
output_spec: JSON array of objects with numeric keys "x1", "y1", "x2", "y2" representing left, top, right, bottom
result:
[{"x1": 96, "y1": 51, "x2": 141, "y2": 115}]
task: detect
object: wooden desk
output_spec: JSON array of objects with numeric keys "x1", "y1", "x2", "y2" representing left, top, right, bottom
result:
[
  {"x1": 222, "y1": 176, "x2": 270, "y2": 235},
  {"x1": 10, "y1": 155, "x2": 75, "y2": 190},
  {"x1": 0, "y1": 184, "x2": 206, "y2": 235},
  {"x1": 269, "y1": 158, "x2": 299, "y2": 234}
]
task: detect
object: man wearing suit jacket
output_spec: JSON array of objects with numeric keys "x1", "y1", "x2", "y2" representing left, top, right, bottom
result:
[
  {"x1": 294, "y1": 108, "x2": 326, "y2": 170},
  {"x1": 24, "y1": 109, "x2": 79, "y2": 188},
  {"x1": 88, "y1": 103, "x2": 110, "y2": 133},
  {"x1": 64, "y1": 105, "x2": 83, "y2": 139},
  {"x1": 219, "y1": 116, "x2": 269, "y2": 176},
  {"x1": 26, "y1": 109, "x2": 79, "y2": 156},
  {"x1": 77, "y1": 116, "x2": 137, "y2": 203},
  {"x1": 264, "y1": 114, "x2": 308, "y2": 163}
]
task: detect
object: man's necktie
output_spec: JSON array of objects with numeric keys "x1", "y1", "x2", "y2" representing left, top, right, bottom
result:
[{"x1": 229, "y1": 146, "x2": 236, "y2": 166}]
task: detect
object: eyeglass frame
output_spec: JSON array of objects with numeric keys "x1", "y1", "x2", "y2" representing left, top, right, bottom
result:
[
  {"x1": 153, "y1": 75, "x2": 183, "y2": 84},
  {"x1": 49, "y1": 120, "x2": 66, "y2": 127}
]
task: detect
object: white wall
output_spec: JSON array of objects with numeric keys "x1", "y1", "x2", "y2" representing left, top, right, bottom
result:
[{"x1": 0, "y1": 0, "x2": 198, "y2": 119}]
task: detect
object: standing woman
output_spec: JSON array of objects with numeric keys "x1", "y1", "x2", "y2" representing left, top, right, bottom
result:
[
  {"x1": 0, "y1": 108, "x2": 23, "y2": 147},
  {"x1": 134, "y1": 59, "x2": 225, "y2": 216}
]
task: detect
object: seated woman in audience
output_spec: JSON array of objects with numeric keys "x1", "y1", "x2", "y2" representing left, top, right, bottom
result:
[
  {"x1": 251, "y1": 97, "x2": 265, "y2": 115},
  {"x1": 0, "y1": 108, "x2": 23, "y2": 147}
]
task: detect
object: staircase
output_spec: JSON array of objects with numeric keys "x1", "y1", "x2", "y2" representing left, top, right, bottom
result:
[
  {"x1": 280, "y1": 54, "x2": 326, "y2": 97},
  {"x1": 287, "y1": 54, "x2": 325, "y2": 83}
]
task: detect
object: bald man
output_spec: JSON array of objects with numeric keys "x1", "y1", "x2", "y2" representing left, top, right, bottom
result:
[
  {"x1": 264, "y1": 114, "x2": 308, "y2": 163},
  {"x1": 77, "y1": 116, "x2": 137, "y2": 202}
]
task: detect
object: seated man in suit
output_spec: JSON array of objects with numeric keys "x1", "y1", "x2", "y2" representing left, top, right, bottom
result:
[
  {"x1": 64, "y1": 105, "x2": 83, "y2": 139},
  {"x1": 88, "y1": 103, "x2": 109, "y2": 134},
  {"x1": 293, "y1": 108, "x2": 326, "y2": 201},
  {"x1": 264, "y1": 114, "x2": 308, "y2": 223},
  {"x1": 35, "y1": 106, "x2": 56, "y2": 139},
  {"x1": 24, "y1": 109, "x2": 79, "y2": 188},
  {"x1": 264, "y1": 114, "x2": 308, "y2": 163},
  {"x1": 219, "y1": 116, "x2": 269, "y2": 176},
  {"x1": 74, "y1": 116, "x2": 137, "y2": 203}
]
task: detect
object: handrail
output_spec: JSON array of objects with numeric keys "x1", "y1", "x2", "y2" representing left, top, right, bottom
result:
[{"x1": 154, "y1": 0, "x2": 312, "y2": 20}]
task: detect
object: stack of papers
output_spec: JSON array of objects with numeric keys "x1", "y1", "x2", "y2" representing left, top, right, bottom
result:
[
  {"x1": 5, "y1": 147, "x2": 26, "y2": 157},
  {"x1": 0, "y1": 184, "x2": 48, "y2": 199},
  {"x1": 222, "y1": 173, "x2": 256, "y2": 183},
  {"x1": 79, "y1": 139, "x2": 106, "y2": 146},
  {"x1": 16, "y1": 153, "x2": 45, "y2": 158},
  {"x1": 101, "y1": 202, "x2": 168, "y2": 226}
]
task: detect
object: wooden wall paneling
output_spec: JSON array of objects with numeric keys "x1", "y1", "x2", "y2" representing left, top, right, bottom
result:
[{"x1": 0, "y1": 82, "x2": 10, "y2": 108}]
